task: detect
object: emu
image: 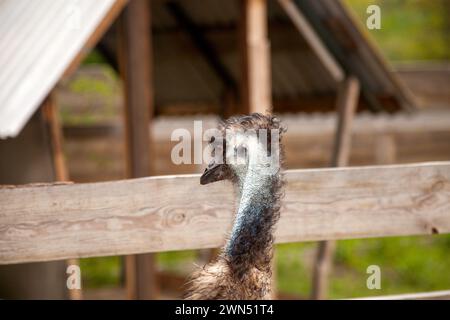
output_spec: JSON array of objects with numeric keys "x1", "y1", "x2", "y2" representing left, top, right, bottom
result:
[{"x1": 185, "y1": 113, "x2": 285, "y2": 300}]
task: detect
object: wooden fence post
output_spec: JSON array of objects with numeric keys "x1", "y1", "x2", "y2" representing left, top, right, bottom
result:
[
  {"x1": 311, "y1": 75, "x2": 360, "y2": 300},
  {"x1": 119, "y1": 0, "x2": 158, "y2": 300},
  {"x1": 375, "y1": 134, "x2": 397, "y2": 165},
  {"x1": 43, "y1": 92, "x2": 82, "y2": 300},
  {"x1": 239, "y1": 0, "x2": 272, "y2": 115}
]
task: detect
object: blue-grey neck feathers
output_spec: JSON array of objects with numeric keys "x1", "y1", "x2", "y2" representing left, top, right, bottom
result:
[{"x1": 225, "y1": 168, "x2": 283, "y2": 274}]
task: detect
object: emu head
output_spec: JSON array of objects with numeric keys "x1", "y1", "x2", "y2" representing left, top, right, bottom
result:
[{"x1": 200, "y1": 113, "x2": 285, "y2": 185}]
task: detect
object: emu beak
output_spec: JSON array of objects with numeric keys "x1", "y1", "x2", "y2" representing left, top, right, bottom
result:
[{"x1": 200, "y1": 161, "x2": 225, "y2": 185}]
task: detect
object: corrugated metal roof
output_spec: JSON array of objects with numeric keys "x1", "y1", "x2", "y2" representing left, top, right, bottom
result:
[
  {"x1": 0, "y1": 0, "x2": 416, "y2": 138},
  {"x1": 0, "y1": 0, "x2": 119, "y2": 138},
  {"x1": 130, "y1": 0, "x2": 411, "y2": 111},
  {"x1": 293, "y1": 0, "x2": 416, "y2": 110},
  {"x1": 147, "y1": 0, "x2": 339, "y2": 107}
]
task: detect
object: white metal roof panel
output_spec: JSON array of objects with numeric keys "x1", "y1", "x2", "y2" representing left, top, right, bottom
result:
[{"x1": 0, "y1": 0, "x2": 118, "y2": 138}]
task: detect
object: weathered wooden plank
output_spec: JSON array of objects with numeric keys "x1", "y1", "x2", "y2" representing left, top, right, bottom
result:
[
  {"x1": 1, "y1": 162, "x2": 450, "y2": 265},
  {"x1": 353, "y1": 290, "x2": 450, "y2": 300}
]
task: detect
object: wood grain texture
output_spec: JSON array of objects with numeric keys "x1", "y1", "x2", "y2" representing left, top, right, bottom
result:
[{"x1": 1, "y1": 162, "x2": 450, "y2": 265}]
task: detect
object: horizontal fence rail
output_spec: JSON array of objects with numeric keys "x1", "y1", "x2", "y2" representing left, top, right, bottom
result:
[
  {"x1": 1, "y1": 162, "x2": 449, "y2": 265},
  {"x1": 353, "y1": 289, "x2": 450, "y2": 300}
]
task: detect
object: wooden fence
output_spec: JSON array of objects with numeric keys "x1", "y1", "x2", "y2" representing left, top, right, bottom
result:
[{"x1": 1, "y1": 161, "x2": 449, "y2": 265}]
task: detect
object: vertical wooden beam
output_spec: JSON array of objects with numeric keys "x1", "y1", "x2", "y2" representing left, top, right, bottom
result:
[
  {"x1": 42, "y1": 93, "x2": 68, "y2": 181},
  {"x1": 375, "y1": 134, "x2": 397, "y2": 165},
  {"x1": 120, "y1": 0, "x2": 153, "y2": 178},
  {"x1": 311, "y1": 75, "x2": 360, "y2": 300},
  {"x1": 119, "y1": 0, "x2": 158, "y2": 300},
  {"x1": 330, "y1": 76, "x2": 360, "y2": 167},
  {"x1": 42, "y1": 93, "x2": 82, "y2": 300},
  {"x1": 239, "y1": 0, "x2": 272, "y2": 115}
]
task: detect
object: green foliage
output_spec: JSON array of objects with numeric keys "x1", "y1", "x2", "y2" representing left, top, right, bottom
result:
[
  {"x1": 345, "y1": 0, "x2": 450, "y2": 60},
  {"x1": 81, "y1": 49, "x2": 108, "y2": 65},
  {"x1": 80, "y1": 256, "x2": 121, "y2": 288},
  {"x1": 276, "y1": 235, "x2": 450, "y2": 298},
  {"x1": 276, "y1": 242, "x2": 313, "y2": 295},
  {"x1": 157, "y1": 250, "x2": 197, "y2": 274},
  {"x1": 69, "y1": 74, "x2": 115, "y2": 97},
  {"x1": 59, "y1": 66, "x2": 120, "y2": 126}
]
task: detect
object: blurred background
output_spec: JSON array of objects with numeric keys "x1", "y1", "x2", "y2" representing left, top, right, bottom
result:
[{"x1": 0, "y1": 0, "x2": 449, "y2": 299}]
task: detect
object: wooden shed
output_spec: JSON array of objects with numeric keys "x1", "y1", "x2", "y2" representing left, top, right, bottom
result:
[{"x1": 0, "y1": 0, "x2": 416, "y2": 140}]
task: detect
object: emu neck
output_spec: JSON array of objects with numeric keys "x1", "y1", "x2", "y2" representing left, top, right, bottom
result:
[{"x1": 225, "y1": 164, "x2": 281, "y2": 274}]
